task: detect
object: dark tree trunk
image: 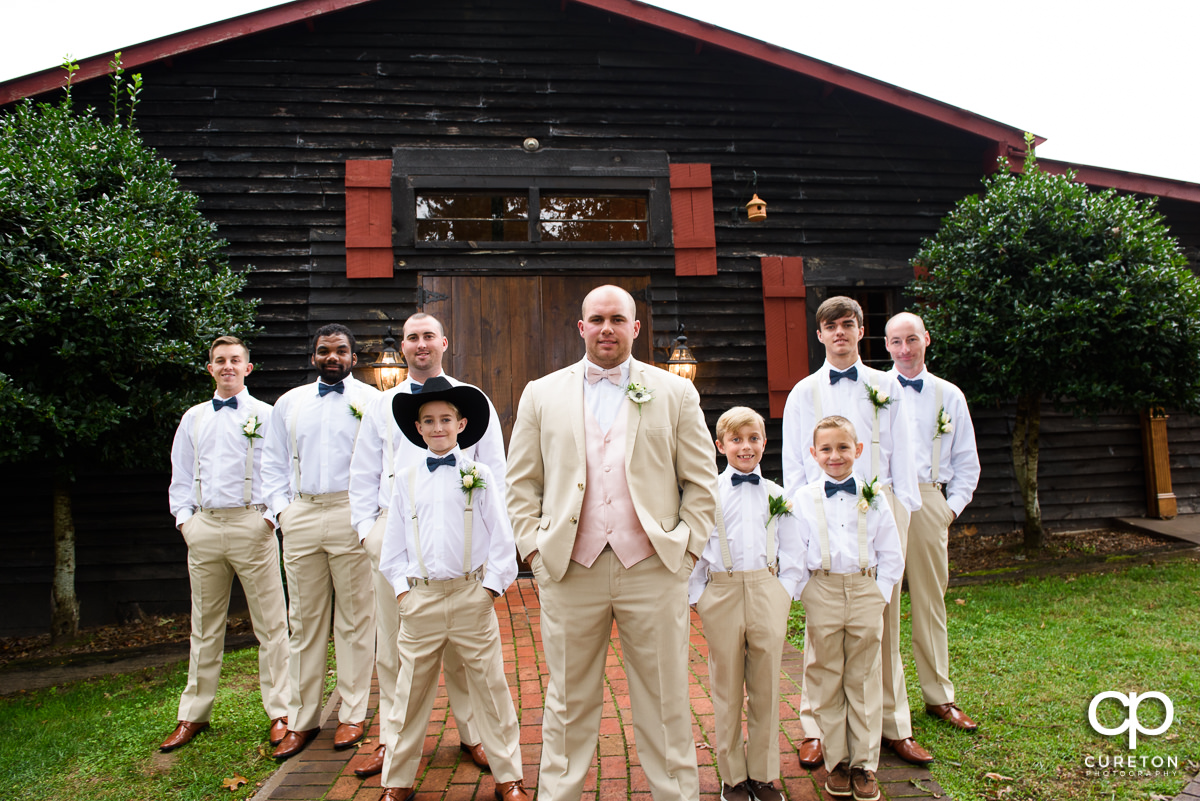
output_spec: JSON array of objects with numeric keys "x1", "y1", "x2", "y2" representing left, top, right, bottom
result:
[
  {"x1": 50, "y1": 475, "x2": 79, "y2": 644},
  {"x1": 1012, "y1": 393, "x2": 1045, "y2": 550}
]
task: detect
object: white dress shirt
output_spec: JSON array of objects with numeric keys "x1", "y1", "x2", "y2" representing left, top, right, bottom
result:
[
  {"x1": 793, "y1": 470, "x2": 905, "y2": 602},
  {"x1": 379, "y1": 446, "x2": 518, "y2": 598},
  {"x1": 261, "y1": 375, "x2": 380, "y2": 516},
  {"x1": 349, "y1": 372, "x2": 508, "y2": 539},
  {"x1": 887, "y1": 367, "x2": 981, "y2": 517},
  {"x1": 168, "y1": 388, "x2": 273, "y2": 528},
  {"x1": 687, "y1": 465, "x2": 805, "y2": 603},
  {"x1": 583, "y1": 357, "x2": 631, "y2": 433},
  {"x1": 781, "y1": 358, "x2": 920, "y2": 513}
]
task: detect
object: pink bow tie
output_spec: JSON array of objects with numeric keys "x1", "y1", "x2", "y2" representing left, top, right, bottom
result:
[{"x1": 587, "y1": 365, "x2": 622, "y2": 385}]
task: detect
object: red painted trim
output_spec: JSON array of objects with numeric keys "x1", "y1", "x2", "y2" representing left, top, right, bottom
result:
[
  {"x1": 1039, "y1": 159, "x2": 1200, "y2": 204},
  {"x1": 345, "y1": 158, "x2": 394, "y2": 279},
  {"x1": 669, "y1": 164, "x2": 717, "y2": 276},
  {"x1": 761, "y1": 256, "x2": 808, "y2": 418},
  {"x1": 1, "y1": 0, "x2": 377, "y2": 105}
]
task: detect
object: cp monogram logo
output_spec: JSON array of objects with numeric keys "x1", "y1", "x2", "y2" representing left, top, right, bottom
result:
[{"x1": 1088, "y1": 691, "x2": 1174, "y2": 749}]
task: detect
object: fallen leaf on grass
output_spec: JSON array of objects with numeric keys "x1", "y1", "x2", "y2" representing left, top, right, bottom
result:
[
  {"x1": 1150, "y1": 794, "x2": 1172, "y2": 800},
  {"x1": 983, "y1": 772, "x2": 1013, "y2": 781},
  {"x1": 955, "y1": 598, "x2": 966, "y2": 605},
  {"x1": 222, "y1": 775, "x2": 247, "y2": 791},
  {"x1": 908, "y1": 778, "x2": 941, "y2": 798}
]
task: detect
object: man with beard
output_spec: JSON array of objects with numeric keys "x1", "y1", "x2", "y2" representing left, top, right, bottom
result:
[
  {"x1": 262, "y1": 324, "x2": 380, "y2": 759},
  {"x1": 348, "y1": 312, "x2": 503, "y2": 777}
]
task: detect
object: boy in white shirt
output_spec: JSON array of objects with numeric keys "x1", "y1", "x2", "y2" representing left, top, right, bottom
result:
[
  {"x1": 689, "y1": 407, "x2": 803, "y2": 801},
  {"x1": 376, "y1": 377, "x2": 528, "y2": 801},
  {"x1": 795, "y1": 416, "x2": 904, "y2": 801}
]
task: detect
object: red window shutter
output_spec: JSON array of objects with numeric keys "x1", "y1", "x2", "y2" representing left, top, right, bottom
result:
[
  {"x1": 761, "y1": 256, "x2": 809, "y2": 418},
  {"x1": 669, "y1": 163, "x2": 717, "y2": 276},
  {"x1": 345, "y1": 160, "x2": 393, "y2": 279}
]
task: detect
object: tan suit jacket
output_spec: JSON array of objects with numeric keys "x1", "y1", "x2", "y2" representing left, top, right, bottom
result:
[{"x1": 508, "y1": 358, "x2": 718, "y2": 581}]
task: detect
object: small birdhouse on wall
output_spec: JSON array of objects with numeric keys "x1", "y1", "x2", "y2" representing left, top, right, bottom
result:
[{"x1": 746, "y1": 194, "x2": 767, "y2": 222}]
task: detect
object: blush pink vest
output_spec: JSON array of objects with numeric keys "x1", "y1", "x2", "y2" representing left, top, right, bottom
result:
[{"x1": 571, "y1": 402, "x2": 654, "y2": 568}]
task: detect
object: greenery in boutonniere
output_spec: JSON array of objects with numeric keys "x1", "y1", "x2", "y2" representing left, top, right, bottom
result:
[
  {"x1": 241, "y1": 415, "x2": 262, "y2": 440},
  {"x1": 935, "y1": 406, "x2": 953, "y2": 439},
  {"x1": 625, "y1": 382, "x2": 655, "y2": 415},
  {"x1": 348, "y1": 402, "x2": 364, "y2": 421},
  {"x1": 767, "y1": 493, "x2": 793, "y2": 526},
  {"x1": 460, "y1": 464, "x2": 486, "y2": 504},
  {"x1": 865, "y1": 382, "x2": 892, "y2": 412},
  {"x1": 857, "y1": 476, "x2": 881, "y2": 513}
]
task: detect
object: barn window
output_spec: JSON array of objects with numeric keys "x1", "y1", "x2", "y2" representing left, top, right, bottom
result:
[{"x1": 395, "y1": 148, "x2": 671, "y2": 249}]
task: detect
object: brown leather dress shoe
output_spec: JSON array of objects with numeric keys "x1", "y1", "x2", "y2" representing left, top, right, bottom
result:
[
  {"x1": 926, "y1": 702, "x2": 979, "y2": 731},
  {"x1": 378, "y1": 788, "x2": 414, "y2": 801},
  {"x1": 850, "y1": 767, "x2": 880, "y2": 801},
  {"x1": 268, "y1": 716, "x2": 289, "y2": 746},
  {"x1": 334, "y1": 721, "x2": 366, "y2": 750},
  {"x1": 494, "y1": 779, "x2": 531, "y2": 801},
  {"x1": 881, "y1": 736, "x2": 934, "y2": 765},
  {"x1": 796, "y1": 737, "x2": 823, "y2": 768},
  {"x1": 824, "y1": 763, "x2": 852, "y2": 798},
  {"x1": 159, "y1": 720, "x2": 209, "y2": 752},
  {"x1": 461, "y1": 740, "x2": 490, "y2": 770},
  {"x1": 272, "y1": 728, "x2": 320, "y2": 760},
  {"x1": 355, "y1": 744, "x2": 386, "y2": 777}
]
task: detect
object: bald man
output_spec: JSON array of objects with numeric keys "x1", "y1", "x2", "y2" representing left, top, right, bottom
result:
[
  {"x1": 885, "y1": 312, "x2": 980, "y2": 732},
  {"x1": 508, "y1": 285, "x2": 718, "y2": 801}
]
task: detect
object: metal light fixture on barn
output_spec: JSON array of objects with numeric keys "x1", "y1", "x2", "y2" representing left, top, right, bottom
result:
[
  {"x1": 369, "y1": 327, "x2": 408, "y2": 390},
  {"x1": 745, "y1": 193, "x2": 768, "y2": 222},
  {"x1": 664, "y1": 325, "x2": 698, "y2": 382}
]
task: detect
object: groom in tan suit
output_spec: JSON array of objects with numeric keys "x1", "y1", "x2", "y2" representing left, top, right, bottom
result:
[{"x1": 508, "y1": 285, "x2": 718, "y2": 801}]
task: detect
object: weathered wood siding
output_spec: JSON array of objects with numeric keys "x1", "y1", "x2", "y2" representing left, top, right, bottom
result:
[{"x1": 2, "y1": 0, "x2": 1191, "y2": 633}]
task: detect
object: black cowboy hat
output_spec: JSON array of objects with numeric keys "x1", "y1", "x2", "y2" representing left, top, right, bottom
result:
[{"x1": 392, "y1": 376, "x2": 490, "y2": 450}]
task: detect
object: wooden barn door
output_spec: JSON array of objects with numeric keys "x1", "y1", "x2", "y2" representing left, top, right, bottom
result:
[{"x1": 418, "y1": 275, "x2": 652, "y2": 445}]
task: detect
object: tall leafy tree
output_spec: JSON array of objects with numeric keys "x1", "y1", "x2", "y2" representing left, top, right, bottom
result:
[
  {"x1": 910, "y1": 144, "x2": 1200, "y2": 549},
  {"x1": 0, "y1": 59, "x2": 258, "y2": 642}
]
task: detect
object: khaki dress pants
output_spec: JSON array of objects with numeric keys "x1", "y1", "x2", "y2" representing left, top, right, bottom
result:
[
  {"x1": 381, "y1": 577, "x2": 522, "y2": 788},
  {"x1": 177, "y1": 506, "x2": 290, "y2": 723},
  {"x1": 279, "y1": 493, "x2": 375, "y2": 731},
  {"x1": 695, "y1": 568, "x2": 792, "y2": 787},
  {"x1": 800, "y1": 571, "x2": 887, "y2": 771},
  {"x1": 906, "y1": 485, "x2": 957, "y2": 706},
  {"x1": 362, "y1": 511, "x2": 481, "y2": 754},
  {"x1": 534, "y1": 549, "x2": 698, "y2": 801}
]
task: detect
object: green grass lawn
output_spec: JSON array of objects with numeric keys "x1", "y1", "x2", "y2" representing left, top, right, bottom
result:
[
  {"x1": 0, "y1": 645, "x2": 336, "y2": 801},
  {"x1": 790, "y1": 556, "x2": 1200, "y2": 800}
]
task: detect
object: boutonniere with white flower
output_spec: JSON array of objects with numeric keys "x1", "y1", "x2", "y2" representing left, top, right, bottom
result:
[
  {"x1": 460, "y1": 464, "x2": 487, "y2": 504},
  {"x1": 935, "y1": 406, "x2": 953, "y2": 439},
  {"x1": 242, "y1": 415, "x2": 263, "y2": 440},
  {"x1": 865, "y1": 382, "x2": 892, "y2": 413},
  {"x1": 857, "y1": 476, "x2": 881, "y2": 513},
  {"x1": 625, "y1": 382, "x2": 655, "y2": 415},
  {"x1": 767, "y1": 494, "x2": 793, "y2": 526},
  {"x1": 348, "y1": 402, "x2": 364, "y2": 421}
]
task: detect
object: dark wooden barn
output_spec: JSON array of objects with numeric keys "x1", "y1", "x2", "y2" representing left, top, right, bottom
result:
[{"x1": 4, "y1": 0, "x2": 1200, "y2": 635}]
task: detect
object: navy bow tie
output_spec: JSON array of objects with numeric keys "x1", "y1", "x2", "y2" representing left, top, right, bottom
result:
[
  {"x1": 427, "y1": 454, "x2": 456, "y2": 472},
  {"x1": 212, "y1": 396, "x2": 238, "y2": 411},
  {"x1": 829, "y1": 366, "x2": 858, "y2": 385},
  {"x1": 318, "y1": 381, "x2": 345, "y2": 397},
  {"x1": 898, "y1": 375, "x2": 924, "y2": 392},
  {"x1": 825, "y1": 478, "x2": 857, "y2": 497},
  {"x1": 410, "y1": 382, "x2": 424, "y2": 394},
  {"x1": 731, "y1": 472, "x2": 760, "y2": 486}
]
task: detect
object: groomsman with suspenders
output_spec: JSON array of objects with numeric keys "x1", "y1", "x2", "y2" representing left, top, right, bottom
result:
[
  {"x1": 262, "y1": 324, "x2": 379, "y2": 759},
  {"x1": 885, "y1": 311, "x2": 981, "y2": 733}
]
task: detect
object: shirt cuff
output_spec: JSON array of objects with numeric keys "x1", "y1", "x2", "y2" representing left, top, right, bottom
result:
[{"x1": 175, "y1": 510, "x2": 194, "y2": 529}]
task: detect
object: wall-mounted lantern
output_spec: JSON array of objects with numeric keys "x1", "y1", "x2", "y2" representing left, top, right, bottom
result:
[
  {"x1": 664, "y1": 325, "x2": 698, "y2": 383},
  {"x1": 369, "y1": 327, "x2": 408, "y2": 390}
]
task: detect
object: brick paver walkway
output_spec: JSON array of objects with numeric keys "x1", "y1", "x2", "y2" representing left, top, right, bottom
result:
[{"x1": 254, "y1": 579, "x2": 944, "y2": 801}]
